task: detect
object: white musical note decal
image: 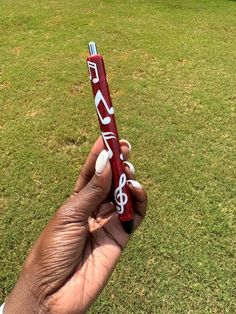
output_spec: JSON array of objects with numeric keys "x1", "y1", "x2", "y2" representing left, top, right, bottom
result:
[
  {"x1": 102, "y1": 132, "x2": 116, "y2": 158},
  {"x1": 87, "y1": 61, "x2": 99, "y2": 83},
  {"x1": 114, "y1": 173, "x2": 128, "y2": 214},
  {"x1": 95, "y1": 90, "x2": 114, "y2": 125}
]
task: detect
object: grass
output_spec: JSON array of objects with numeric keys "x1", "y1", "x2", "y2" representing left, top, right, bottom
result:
[{"x1": 0, "y1": 0, "x2": 236, "y2": 312}]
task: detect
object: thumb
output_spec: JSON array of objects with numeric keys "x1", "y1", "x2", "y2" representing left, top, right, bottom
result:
[
  {"x1": 20, "y1": 151, "x2": 111, "y2": 303},
  {"x1": 62, "y1": 149, "x2": 112, "y2": 222}
]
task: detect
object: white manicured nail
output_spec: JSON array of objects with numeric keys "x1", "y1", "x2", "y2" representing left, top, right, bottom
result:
[
  {"x1": 124, "y1": 161, "x2": 135, "y2": 175},
  {"x1": 127, "y1": 180, "x2": 142, "y2": 189},
  {"x1": 95, "y1": 150, "x2": 109, "y2": 176},
  {"x1": 119, "y1": 139, "x2": 132, "y2": 151}
]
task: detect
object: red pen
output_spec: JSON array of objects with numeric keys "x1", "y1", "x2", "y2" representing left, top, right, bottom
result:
[{"x1": 87, "y1": 42, "x2": 134, "y2": 234}]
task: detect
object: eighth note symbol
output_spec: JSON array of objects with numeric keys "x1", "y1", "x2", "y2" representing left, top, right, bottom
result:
[{"x1": 95, "y1": 90, "x2": 114, "y2": 125}]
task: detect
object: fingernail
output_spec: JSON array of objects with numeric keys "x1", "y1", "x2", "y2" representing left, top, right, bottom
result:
[
  {"x1": 127, "y1": 179, "x2": 142, "y2": 189},
  {"x1": 124, "y1": 161, "x2": 135, "y2": 175},
  {"x1": 95, "y1": 150, "x2": 109, "y2": 176},
  {"x1": 119, "y1": 139, "x2": 132, "y2": 151}
]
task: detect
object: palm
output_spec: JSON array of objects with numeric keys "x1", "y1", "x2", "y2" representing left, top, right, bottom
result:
[{"x1": 47, "y1": 203, "x2": 129, "y2": 314}]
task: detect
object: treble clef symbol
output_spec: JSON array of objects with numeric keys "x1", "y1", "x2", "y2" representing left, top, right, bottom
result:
[{"x1": 114, "y1": 173, "x2": 128, "y2": 214}]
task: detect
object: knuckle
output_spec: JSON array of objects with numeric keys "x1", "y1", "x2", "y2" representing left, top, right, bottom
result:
[
  {"x1": 57, "y1": 205, "x2": 78, "y2": 224},
  {"x1": 87, "y1": 178, "x2": 104, "y2": 195},
  {"x1": 80, "y1": 166, "x2": 93, "y2": 182}
]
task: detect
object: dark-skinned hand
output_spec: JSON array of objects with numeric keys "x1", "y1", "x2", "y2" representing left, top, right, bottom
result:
[{"x1": 4, "y1": 137, "x2": 147, "y2": 314}]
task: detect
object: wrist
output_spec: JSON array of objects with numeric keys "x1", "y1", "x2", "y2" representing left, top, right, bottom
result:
[{"x1": 3, "y1": 276, "x2": 46, "y2": 314}]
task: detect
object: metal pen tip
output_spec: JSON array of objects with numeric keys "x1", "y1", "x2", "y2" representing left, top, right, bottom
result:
[{"x1": 88, "y1": 42, "x2": 98, "y2": 56}]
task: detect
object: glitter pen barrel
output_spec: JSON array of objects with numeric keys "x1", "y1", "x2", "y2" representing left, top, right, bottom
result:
[{"x1": 86, "y1": 42, "x2": 134, "y2": 234}]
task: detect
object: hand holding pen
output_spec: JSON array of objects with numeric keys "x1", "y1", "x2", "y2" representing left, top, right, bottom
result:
[
  {"x1": 4, "y1": 137, "x2": 147, "y2": 313},
  {"x1": 2, "y1": 44, "x2": 147, "y2": 314}
]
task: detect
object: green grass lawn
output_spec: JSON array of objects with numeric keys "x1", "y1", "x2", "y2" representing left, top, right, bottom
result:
[{"x1": 1, "y1": 0, "x2": 236, "y2": 312}]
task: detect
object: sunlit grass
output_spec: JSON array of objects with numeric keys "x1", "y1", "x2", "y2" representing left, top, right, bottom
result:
[{"x1": 1, "y1": 0, "x2": 236, "y2": 312}]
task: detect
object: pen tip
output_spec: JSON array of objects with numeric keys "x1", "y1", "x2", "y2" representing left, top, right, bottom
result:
[{"x1": 121, "y1": 220, "x2": 133, "y2": 234}]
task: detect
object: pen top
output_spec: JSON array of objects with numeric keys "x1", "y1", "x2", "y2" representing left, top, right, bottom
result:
[{"x1": 88, "y1": 41, "x2": 98, "y2": 56}]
